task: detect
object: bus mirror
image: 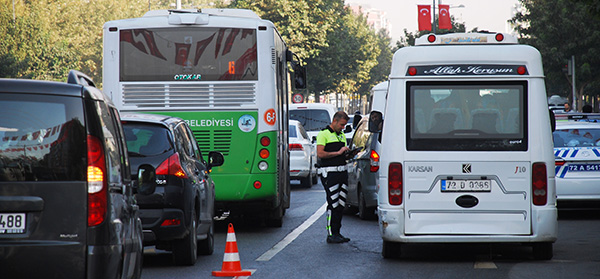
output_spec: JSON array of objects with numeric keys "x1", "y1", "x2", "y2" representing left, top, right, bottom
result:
[
  {"x1": 353, "y1": 114, "x2": 362, "y2": 128},
  {"x1": 286, "y1": 49, "x2": 294, "y2": 62},
  {"x1": 368, "y1": 111, "x2": 383, "y2": 133},
  {"x1": 293, "y1": 64, "x2": 306, "y2": 89}
]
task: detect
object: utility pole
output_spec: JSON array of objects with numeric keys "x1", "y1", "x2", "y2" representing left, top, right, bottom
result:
[{"x1": 432, "y1": 0, "x2": 437, "y2": 34}]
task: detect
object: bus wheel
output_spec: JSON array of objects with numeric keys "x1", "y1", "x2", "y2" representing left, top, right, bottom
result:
[
  {"x1": 532, "y1": 242, "x2": 553, "y2": 260},
  {"x1": 382, "y1": 241, "x2": 401, "y2": 259},
  {"x1": 266, "y1": 205, "x2": 284, "y2": 227}
]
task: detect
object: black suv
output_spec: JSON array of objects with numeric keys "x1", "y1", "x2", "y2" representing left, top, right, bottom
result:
[
  {"x1": 121, "y1": 113, "x2": 224, "y2": 266},
  {"x1": 0, "y1": 71, "x2": 143, "y2": 278}
]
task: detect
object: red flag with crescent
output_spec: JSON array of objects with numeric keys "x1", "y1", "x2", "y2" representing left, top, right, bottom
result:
[
  {"x1": 418, "y1": 5, "x2": 432, "y2": 31},
  {"x1": 438, "y1": 4, "x2": 452, "y2": 30}
]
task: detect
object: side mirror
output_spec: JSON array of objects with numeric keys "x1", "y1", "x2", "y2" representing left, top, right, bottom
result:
[
  {"x1": 137, "y1": 164, "x2": 156, "y2": 195},
  {"x1": 368, "y1": 111, "x2": 383, "y2": 133},
  {"x1": 293, "y1": 63, "x2": 306, "y2": 89},
  {"x1": 549, "y1": 109, "x2": 556, "y2": 132},
  {"x1": 344, "y1": 125, "x2": 352, "y2": 134},
  {"x1": 312, "y1": 136, "x2": 317, "y2": 144},
  {"x1": 353, "y1": 115, "x2": 362, "y2": 129},
  {"x1": 208, "y1": 151, "x2": 225, "y2": 169}
]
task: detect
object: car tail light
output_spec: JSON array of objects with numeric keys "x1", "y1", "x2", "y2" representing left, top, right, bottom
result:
[
  {"x1": 161, "y1": 219, "x2": 181, "y2": 227},
  {"x1": 555, "y1": 160, "x2": 565, "y2": 166},
  {"x1": 370, "y1": 150, "x2": 380, "y2": 172},
  {"x1": 532, "y1": 162, "x2": 548, "y2": 206},
  {"x1": 289, "y1": 143, "x2": 304, "y2": 151},
  {"x1": 156, "y1": 153, "x2": 187, "y2": 178},
  {"x1": 388, "y1": 163, "x2": 403, "y2": 205},
  {"x1": 88, "y1": 135, "x2": 107, "y2": 227}
]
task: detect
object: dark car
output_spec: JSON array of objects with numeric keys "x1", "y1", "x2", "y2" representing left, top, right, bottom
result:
[
  {"x1": 0, "y1": 71, "x2": 143, "y2": 278},
  {"x1": 121, "y1": 113, "x2": 224, "y2": 266},
  {"x1": 345, "y1": 112, "x2": 381, "y2": 220}
]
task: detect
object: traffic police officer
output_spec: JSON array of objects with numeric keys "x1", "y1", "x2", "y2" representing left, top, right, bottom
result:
[{"x1": 317, "y1": 111, "x2": 351, "y2": 243}]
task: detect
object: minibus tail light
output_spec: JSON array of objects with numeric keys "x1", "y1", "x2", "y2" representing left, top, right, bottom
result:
[
  {"x1": 427, "y1": 34, "x2": 436, "y2": 43},
  {"x1": 388, "y1": 163, "x2": 403, "y2": 205},
  {"x1": 532, "y1": 162, "x2": 548, "y2": 206}
]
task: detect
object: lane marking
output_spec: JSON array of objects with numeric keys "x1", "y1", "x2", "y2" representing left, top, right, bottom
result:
[{"x1": 255, "y1": 202, "x2": 327, "y2": 261}]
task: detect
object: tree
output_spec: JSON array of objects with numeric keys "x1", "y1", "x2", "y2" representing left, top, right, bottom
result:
[
  {"x1": 305, "y1": 8, "x2": 380, "y2": 97},
  {"x1": 511, "y1": 0, "x2": 600, "y2": 110}
]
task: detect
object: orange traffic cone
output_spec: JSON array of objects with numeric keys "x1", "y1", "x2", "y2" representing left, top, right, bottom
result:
[{"x1": 212, "y1": 223, "x2": 252, "y2": 277}]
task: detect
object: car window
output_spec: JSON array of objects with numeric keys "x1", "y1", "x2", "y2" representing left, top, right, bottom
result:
[
  {"x1": 289, "y1": 109, "x2": 331, "y2": 131},
  {"x1": 288, "y1": 125, "x2": 298, "y2": 138},
  {"x1": 175, "y1": 123, "x2": 194, "y2": 157},
  {"x1": 123, "y1": 123, "x2": 172, "y2": 156},
  {"x1": 184, "y1": 124, "x2": 203, "y2": 160},
  {"x1": 98, "y1": 103, "x2": 123, "y2": 184},
  {"x1": 351, "y1": 121, "x2": 370, "y2": 149},
  {"x1": 0, "y1": 94, "x2": 86, "y2": 181},
  {"x1": 553, "y1": 128, "x2": 600, "y2": 147},
  {"x1": 298, "y1": 123, "x2": 310, "y2": 140}
]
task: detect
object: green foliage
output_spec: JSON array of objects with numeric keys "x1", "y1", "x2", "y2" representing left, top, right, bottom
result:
[
  {"x1": 1, "y1": 0, "x2": 391, "y2": 97},
  {"x1": 511, "y1": 0, "x2": 600, "y2": 106}
]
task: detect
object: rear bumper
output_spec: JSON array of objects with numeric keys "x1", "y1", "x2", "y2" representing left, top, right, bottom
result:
[
  {"x1": 557, "y1": 178, "x2": 600, "y2": 201},
  {"x1": 290, "y1": 170, "x2": 310, "y2": 179},
  {"x1": 140, "y1": 208, "x2": 188, "y2": 244},
  {"x1": 378, "y1": 206, "x2": 558, "y2": 243}
]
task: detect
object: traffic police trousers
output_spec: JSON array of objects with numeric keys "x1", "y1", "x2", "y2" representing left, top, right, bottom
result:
[{"x1": 324, "y1": 171, "x2": 348, "y2": 236}]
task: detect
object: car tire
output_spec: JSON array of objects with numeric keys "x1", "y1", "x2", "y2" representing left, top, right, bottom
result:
[
  {"x1": 358, "y1": 191, "x2": 376, "y2": 220},
  {"x1": 532, "y1": 242, "x2": 553, "y2": 260},
  {"x1": 382, "y1": 240, "x2": 401, "y2": 259},
  {"x1": 197, "y1": 220, "x2": 214, "y2": 255},
  {"x1": 173, "y1": 210, "x2": 198, "y2": 266}
]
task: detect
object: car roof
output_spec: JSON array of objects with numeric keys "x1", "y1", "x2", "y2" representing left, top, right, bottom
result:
[
  {"x1": 0, "y1": 78, "x2": 110, "y2": 103},
  {"x1": 120, "y1": 112, "x2": 183, "y2": 127}
]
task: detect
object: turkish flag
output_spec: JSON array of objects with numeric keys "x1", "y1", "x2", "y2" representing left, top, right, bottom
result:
[
  {"x1": 418, "y1": 5, "x2": 432, "y2": 31},
  {"x1": 438, "y1": 4, "x2": 452, "y2": 30}
]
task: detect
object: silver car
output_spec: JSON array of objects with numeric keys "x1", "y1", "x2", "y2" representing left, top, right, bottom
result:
[
  {"x1": 345, "y1": 114, "x2": 381, "y2": 219},
  {"x1": 289, "y1": 120, "x2": 317, "y2": 187},
  {"x1": 553, "y1": 119, "x2": 600, "y2": 205}
]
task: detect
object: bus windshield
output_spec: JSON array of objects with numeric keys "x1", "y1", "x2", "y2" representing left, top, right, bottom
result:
[
  {"x1": 407, "y1": 81, "x2": 527, "y2": 151},
  {"x1": 119, "y1": 27, "x2": 257, "y2": 82}
]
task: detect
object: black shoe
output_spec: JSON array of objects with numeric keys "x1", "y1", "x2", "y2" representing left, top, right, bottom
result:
[
  {"x1": 327, "y1": 234, "x2": 345, "y2": 244},
  {"x1": 338, "y1": 234, "x2": 350, "y2": 242}
]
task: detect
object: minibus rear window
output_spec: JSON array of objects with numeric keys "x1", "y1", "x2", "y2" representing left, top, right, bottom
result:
[{"x1": 406, "y1": 81, "x2": 528, "y2": 151}]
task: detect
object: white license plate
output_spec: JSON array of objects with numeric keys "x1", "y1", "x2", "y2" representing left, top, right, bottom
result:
[
  {"x1": 441, "y1": 179, "x2": 491, "y2": 192},
  {"x1": 0, "y1": 213, "x2": 26, "y2": 234}
]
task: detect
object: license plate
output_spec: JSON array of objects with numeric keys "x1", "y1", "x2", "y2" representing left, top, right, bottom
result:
[
  {"x1": 567, "y1": 164, "x2": 600, "y2": 172},
  {"x1": 441, "y1": 179, "x2": 491, "y2": 192},
  {"x1": 0, "y1": 213, "x2": 26, "y2": 234}
]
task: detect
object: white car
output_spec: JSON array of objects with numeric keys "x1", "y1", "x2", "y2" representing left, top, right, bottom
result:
[
  {"x1": 289, "y1": 103, "x2": 337, "y2": 141},
  {"x1": 553, "y1": 119, "x2": 600, "y2": 204},
  {"x1": 289, "y1": 120, "x2": 317, "y2": 187}
]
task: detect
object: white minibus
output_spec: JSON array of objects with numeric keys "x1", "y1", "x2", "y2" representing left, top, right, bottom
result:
[{"x1": 373, "y1": 33, "x2": 557, "y2": 260}]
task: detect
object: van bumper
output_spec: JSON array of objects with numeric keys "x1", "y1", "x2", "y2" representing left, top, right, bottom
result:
[{"x1": 378, "y1": 206, "x2": 558, "y2": 243}]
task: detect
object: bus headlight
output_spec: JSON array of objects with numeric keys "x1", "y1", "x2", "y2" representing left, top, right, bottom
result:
[{"x1": 258, "y1": 161, "x2": 268, "y2": 171}]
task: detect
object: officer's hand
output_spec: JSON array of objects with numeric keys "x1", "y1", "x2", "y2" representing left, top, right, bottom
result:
[{"x1": 339, "y1": 146, "x2": 350, "y2": 155}]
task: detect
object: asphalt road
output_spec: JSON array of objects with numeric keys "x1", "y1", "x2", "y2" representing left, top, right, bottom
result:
[{"x1": 141, "y1": 180, "x2": 600, "y2": 279}]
